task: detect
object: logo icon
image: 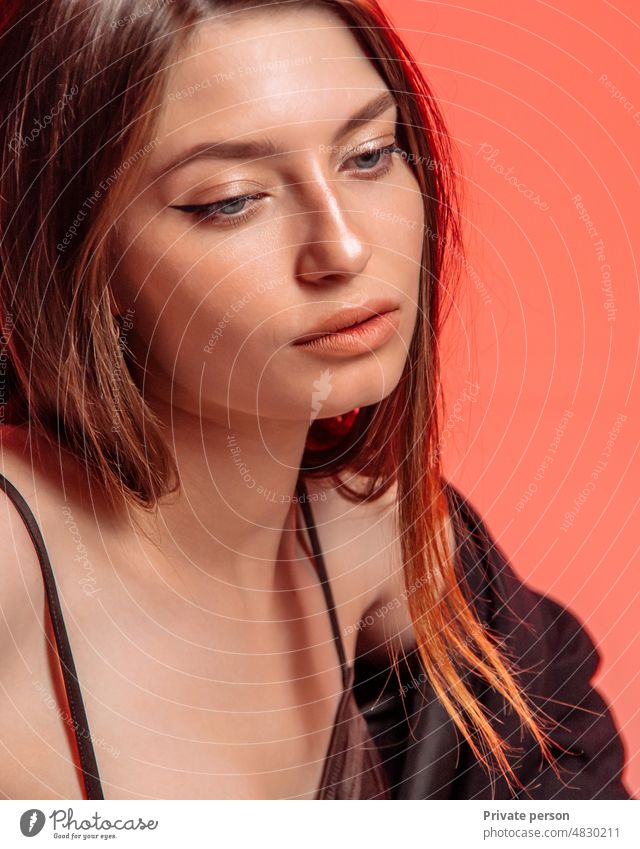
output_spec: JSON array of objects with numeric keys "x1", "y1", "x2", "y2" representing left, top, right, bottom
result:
[{"x1": 20, "y1": 809, "x2": 45, "y2": 837}]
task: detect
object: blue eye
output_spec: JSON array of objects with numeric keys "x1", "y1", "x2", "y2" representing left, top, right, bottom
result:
[
  {"x1": 170, "y1": 141, "x2": 408, "y2": 228},
  {"x1": 349, "y1": 143, "x2": 406, "y2": 174},
  {"x1": 170, "y1": 192, "x2": 268, "y2": 227}
]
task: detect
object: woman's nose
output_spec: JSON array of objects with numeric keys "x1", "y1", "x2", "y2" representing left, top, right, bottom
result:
[{"x1": 294, "y1": 168, "x2": 372, "y2": 284}]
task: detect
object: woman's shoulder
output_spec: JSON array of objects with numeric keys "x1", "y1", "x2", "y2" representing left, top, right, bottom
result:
[
  {"x1": 0, "y1": 424, "x2": 96, "y2": 619},
  {"x1": 0, "y1": 423, "x2": 37, "y2": 490},
  {"x1": 0, "y1": 424, "x2": 45, "y2": 561},
  {"x1": 302, "y1": 474, "x2": 402, "y2": 581},
  {"x1": 300, "y1": 475, "x2": 409, "y2": 657},
  {"x1": 0, "y1": 423, "x2": 111, "y2": 519},
  {"x1": 305, "y1": 473, "x2": 571, "y2": 642},
  {"x1": 0, "y1": 426, "x2": 53, "y2": 670},
  {"x1": 303, "y1": 475, "x2": 453, "y2": 664}
]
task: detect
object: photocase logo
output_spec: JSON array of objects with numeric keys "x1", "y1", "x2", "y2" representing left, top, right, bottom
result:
[
  {"x1": 20, "y1": 809, "x2": 45, "y2": 837},
  {"x1": 310, "y1": 368, "x2": 333, "y2": 423}
]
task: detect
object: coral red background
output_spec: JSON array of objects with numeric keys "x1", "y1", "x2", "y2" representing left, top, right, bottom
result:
[{"x1": 382, "y1": 0, "x2": 639, "y2": 797}]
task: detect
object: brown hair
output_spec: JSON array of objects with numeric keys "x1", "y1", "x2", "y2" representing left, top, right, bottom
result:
[{"x1": 0, "y1": 0, "x2": 559, "y2": 792}]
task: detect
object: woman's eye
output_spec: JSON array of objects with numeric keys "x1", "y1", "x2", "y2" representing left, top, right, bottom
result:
[
  {"x1": 346, "y1": 142, "x2": 406, "y2": 176},
  {"x1": 169, "y1": 192, "x2": 267, "y2": 227},
  {"x1": 170, "y1": 142, "x2": 408, "y2": 227}
]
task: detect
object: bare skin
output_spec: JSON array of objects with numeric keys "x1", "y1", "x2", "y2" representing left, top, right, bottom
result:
[
  {"x1": 0, "y1": 7, "x2": 428, "y2": 799},
  {"x1": 0, "y1": 425, "x2": 415, "y2": 800}
]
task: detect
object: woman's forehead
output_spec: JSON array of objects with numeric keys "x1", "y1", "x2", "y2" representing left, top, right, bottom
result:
[{"x1": 156, "y1": 10, "x2": 386, "y2": 137}]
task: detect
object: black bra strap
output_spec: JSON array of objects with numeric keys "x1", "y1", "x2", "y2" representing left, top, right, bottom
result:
[
  {"x1": 0, "y1": 472, "x2": 104, "y2": 800},
  {"x1": 295, "y1": 477, "x2": 350, "y2": 689}
]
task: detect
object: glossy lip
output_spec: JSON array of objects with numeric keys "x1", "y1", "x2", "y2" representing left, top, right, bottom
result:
[
  {"x1": 292, "y1": 298, "x2": 401, "y2": 345},
  {"x1": 293, "y1": 307, "x2": 401, "y2": 356}
]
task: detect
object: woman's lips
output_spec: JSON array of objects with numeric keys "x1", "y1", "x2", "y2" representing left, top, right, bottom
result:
[
  {"x1": 293, "y1": 307, "x2": 401, "y2": 356},
  {"x1": 293, "y1": 299, "x2": 400, "y2": 343}
]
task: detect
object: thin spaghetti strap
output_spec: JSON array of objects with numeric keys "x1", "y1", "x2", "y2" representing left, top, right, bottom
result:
[
  {"x1": 0, "y1": 472, "x2": 104, "y2": 800},
  {"x1": 295, "y1": 477, "x2": 350, "y2": 689}
]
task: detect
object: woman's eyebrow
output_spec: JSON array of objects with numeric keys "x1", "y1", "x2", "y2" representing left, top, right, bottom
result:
[{"x1": 149, "y1": 90, "x2": 398, "y2": 181}]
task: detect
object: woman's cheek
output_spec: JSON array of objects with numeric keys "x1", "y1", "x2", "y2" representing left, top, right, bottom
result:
[{"x1": 162, "y1": 280, "x2": 271, "y2": 388}]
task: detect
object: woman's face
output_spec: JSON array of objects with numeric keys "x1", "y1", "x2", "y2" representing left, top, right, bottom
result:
[{"x1": 112, "y1": 7, "x2": 424, "y2": 423}]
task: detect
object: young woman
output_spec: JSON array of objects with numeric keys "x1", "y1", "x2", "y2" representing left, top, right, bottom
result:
[{"x1": 0, "y1": 0, "x2": 631, "y2": 800}]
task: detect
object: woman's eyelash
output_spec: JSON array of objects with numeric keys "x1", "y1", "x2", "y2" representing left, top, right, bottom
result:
[{"x1": 170, "y1": 141, "x2": 408, "y2": 227}]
